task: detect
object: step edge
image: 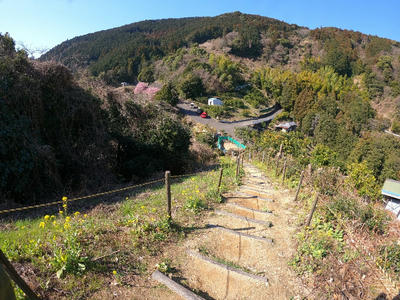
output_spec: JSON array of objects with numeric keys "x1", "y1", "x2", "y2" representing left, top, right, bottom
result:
[
  {"x1": 225, "y1": 202, "x2": 273, "y2": 215},
  {"x1": 152, "y1": 270, "x2": 205, "y2": 300},
  {"x1": 187, "y1": 250, "x2": 269, "y2": 285},
  {"x1": 208, "y1": 224, "x2": 274, "y2": 244},
  {"x1": 214, "y1": 210, "x2": 273, "y2": 227}
]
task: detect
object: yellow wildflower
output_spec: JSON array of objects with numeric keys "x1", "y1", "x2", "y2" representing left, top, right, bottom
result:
[
  {"x1": 50, "y1": 215, "x2": 56, "y2": 219},
  {"x1": 44, "y1": 215, "x2": 50, "y2": 221},
  {"x1": 74, "y1": 211, "x2": 80, "y2": 216},
  {"x1": 39, "y1": 222, "x2": 45, "y2": 229},
  {"x1": 65, "y1": 216, "x2": 71, "y2": 222},
  {"x1": 112, "y1": 270, "x2": 117, "y2": 275},
  {"x1": 141, "y1": 205, "x2": 145, "y2": 209},
  {"x1": 62, "y1": 196, "x2": 68, "y2": 202},
  {"x1": 64, "y1": 223, "x2": 71, "y2": 230},
  {"x1": 83, "y1": 214, "x2": 88, "y2": 218},
  {"x1": 59, "y1": 210, "x2": 63, "y2": 215},
  {"x1": 53, "y1": 221, "x2": 57, "y2": 226},
  {"x1": 63, "y1": 204, "x2": 67, "y2": 209}
]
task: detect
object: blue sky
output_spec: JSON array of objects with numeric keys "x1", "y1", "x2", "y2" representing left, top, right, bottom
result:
[{"x1": 1, "y1": 0, "x2": 399, "y2": 56}]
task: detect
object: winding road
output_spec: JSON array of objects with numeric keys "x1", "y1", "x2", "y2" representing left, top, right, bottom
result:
[{"x1": 177, "y1": 101, "x2": 282, "y2": 138}]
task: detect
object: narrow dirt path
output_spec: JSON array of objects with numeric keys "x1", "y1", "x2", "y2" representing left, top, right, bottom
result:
[{"x1": 152, "y1": 162, "x2": 306, "y2": 299}]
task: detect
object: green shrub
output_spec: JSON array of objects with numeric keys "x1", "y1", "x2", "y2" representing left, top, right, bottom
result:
[
  {"x1": 378, "y1": 243, "x2": 400, "y2": 273},
  {"x1": 310, "y1": 144, "x2": 338, "y2": 167},
  {"x1": 346, "y1": 162, "x2": 379, "y2": 200},
  {"x1": 325, "y1": 196, "x2": 358, "y2": 221},
  {"x1": 291, "y1": 219, "x2": 343, "y2": 274},
  {"x1": 195, "y1": 131, "x2": 215, "y2": 147},
  {"x1": 205, "y1": 105, "x2": 226, "y2": 118},
  {"x1": 392, "y1": 120, "x2": 400, "y2": 134},
  {"x1": 359, "y1": 204, "x2": 389, "y2": 234},
  {"x1": 184, "y1": 197, "x2": 206, "y2": 213},
  {"x1": 224, "y1": 98, "x2": 246, "y2": 109},
  {"x1": 155, "y1": 82, "x2": 179, "y2": 106}
]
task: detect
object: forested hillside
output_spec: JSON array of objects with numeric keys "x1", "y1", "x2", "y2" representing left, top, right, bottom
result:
[
  {"x1": 40, "y1": 12, "x2": 297, "y2": 81},
  {"x1": 42, "y1": 12, "x2": 400, "y2": 123}
]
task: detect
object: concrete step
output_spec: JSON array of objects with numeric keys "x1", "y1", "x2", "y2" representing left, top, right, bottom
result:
[
  {"x1": 185, "y1": 250, "x2": 269, "y2": 300},
  {"x1": 238, "y1": 187, "x2": 272, "y2": 199},
  {"x1": 233, "y1": 192, "x2": 274, "y2": 202},
  {"x1": 214, "y1": 209, "x2": 273, "y2": 228},
  {"x1": 240, "y1": 185, "x2": 272, "y2": 195},
  {"x1": 151, "y1": 270, "x2": 205, "y2": 300},
  {"x1": 203, "y1": 225, "x2": 274, "y2": 270},
  {"x1": 224, "y1": 203, "x2": 272, "y2": 222},
  {"x1": 225, "y1": 196, "x2": 272, "y2": 210}
]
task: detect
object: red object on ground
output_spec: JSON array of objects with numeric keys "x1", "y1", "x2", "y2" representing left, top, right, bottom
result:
[{"x1": 200, "y1": 112, "x2": 208, "y2": 118}]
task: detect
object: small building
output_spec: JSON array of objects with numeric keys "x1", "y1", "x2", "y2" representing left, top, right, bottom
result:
[
  {"x1": 274, "y1": 121, "x2": 297, "y2": 133},
  {"x1": 383, "y1": 179, "x2": 400, "y2": 220},
  {"x1": 208, "y1": 97, "x2": 223, "y2": 106},
  {"x1": 121, "y1": 82, "x2": 129, "y2": 87}
]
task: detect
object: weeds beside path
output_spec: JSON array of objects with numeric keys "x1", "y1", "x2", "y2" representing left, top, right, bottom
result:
[{"x1": 0, "y1": 157, "x2": 237, "y2": 299}]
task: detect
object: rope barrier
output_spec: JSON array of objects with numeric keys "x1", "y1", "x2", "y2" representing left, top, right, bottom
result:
[
  {"x1": 0, "y1": 178, "x2": 164, "y2": 215},
  {"x1": 0, "y1": 167, "x2": 217, "y2": 215}
]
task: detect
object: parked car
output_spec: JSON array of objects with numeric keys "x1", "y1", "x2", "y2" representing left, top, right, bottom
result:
[
  {"x1": 200, "y1": 112, "x2": 208, "y2": 118},
  {"x1": 190, "y1": 102, "x2": 195, "y2": 108}
]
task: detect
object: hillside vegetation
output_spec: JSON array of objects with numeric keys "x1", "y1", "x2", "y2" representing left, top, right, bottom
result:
[
  {"x1": 0, "y1": 33, "x2": 193, "y2": 206},
  {"x1": 41, "y1": 11, "x2": 400, "y2": 126},
  {"x1": 0, "y1": 157, "x2": 238, "y2": 299}
]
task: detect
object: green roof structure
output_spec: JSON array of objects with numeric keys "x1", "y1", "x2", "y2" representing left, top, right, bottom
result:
[{"x1": 382, "y1": 179, "x2": 400, "y2": 200}]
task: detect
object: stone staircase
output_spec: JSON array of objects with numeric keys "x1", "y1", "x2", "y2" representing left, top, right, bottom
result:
[{"x1": 151, "y1": 163, "x2": 302, "y2": 299}]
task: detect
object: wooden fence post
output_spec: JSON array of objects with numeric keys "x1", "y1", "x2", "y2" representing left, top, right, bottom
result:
[
  {"x1": 217, "y1": 168, "x2": 223, "y2": 193},
  {"x1": 282, "y1": 159, "x2": 287, "y2": 183},
  {"x1": 275, "y1": 154, "x2": 281, "y2": 174},
  {"x1": 306, "y1": 193, "x2": 320, "y2": 227},
  {"x1": 294, "y1": 170, "x2": 305, "y2": 202},
  {"x1": 0, "y1": 249, "x2": 40, "y2": 300},
  {"x1": 165, "y1": 171, "x2": 171, "y2": 219},
  {"x1": 236, "y1": 154, "x2": 240, "y2": 180},
  {"x1": 261, "y1": 151, "x2": 265, "y2": 164},
  {"x1": 241, "y1": 152, "x2": 244, "y2": 168}
]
